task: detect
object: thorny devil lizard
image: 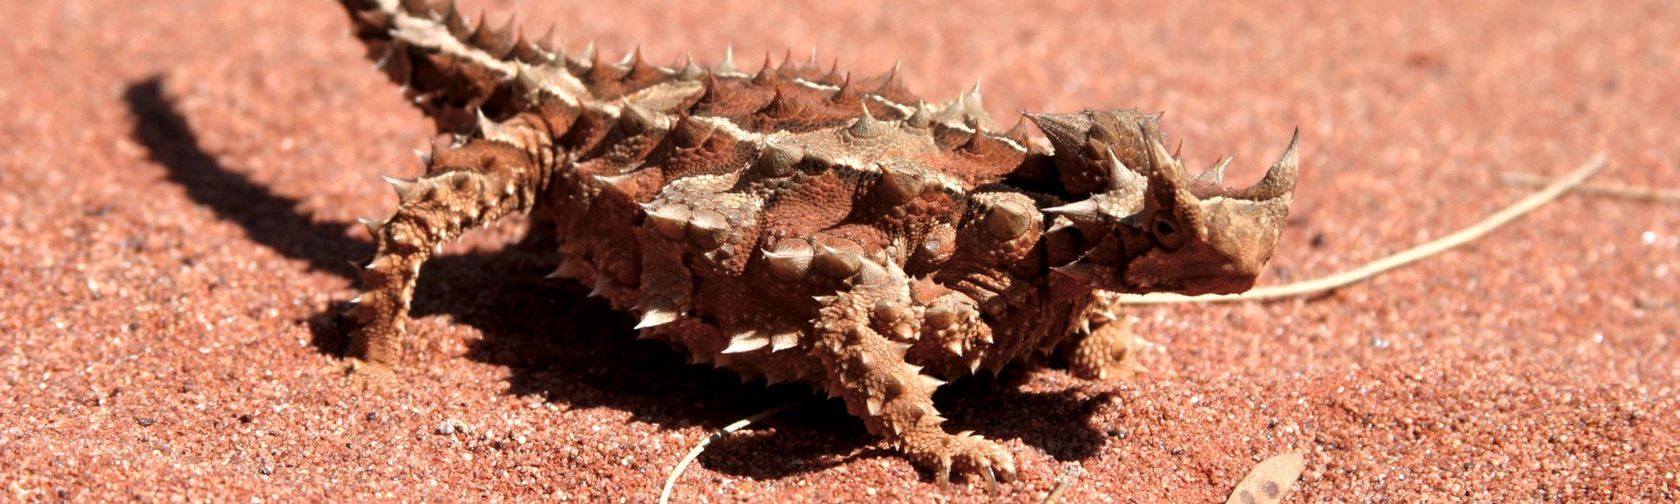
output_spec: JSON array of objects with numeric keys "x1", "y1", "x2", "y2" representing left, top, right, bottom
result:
[{"x1": 335, "y1": 0, "x2": 1299, "y2": 482}]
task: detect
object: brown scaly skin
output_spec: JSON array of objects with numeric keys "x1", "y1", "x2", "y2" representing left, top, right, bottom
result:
[{"x1": 334, "y1": 0, "x2": 1299, "y2": 482}]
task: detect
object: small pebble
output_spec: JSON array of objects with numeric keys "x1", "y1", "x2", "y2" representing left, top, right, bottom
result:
[{"x1": 435, "y1": 418, "x2": 469, "y2": 435}]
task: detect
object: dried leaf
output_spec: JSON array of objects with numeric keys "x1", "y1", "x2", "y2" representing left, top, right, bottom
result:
[{"x1": 1225, "y1": 452, "x2": 1304, "y2": 504}]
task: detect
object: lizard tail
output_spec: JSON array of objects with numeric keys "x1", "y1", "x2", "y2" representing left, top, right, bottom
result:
[{"x1": 336, "y1": 0, "x2": 590, "y2": 132}]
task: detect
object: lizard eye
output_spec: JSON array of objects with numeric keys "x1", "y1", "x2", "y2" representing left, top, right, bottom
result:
[
  {"x1": 1154, "y1": 220, "x2": 1176, "y2": 237},
  {"x1": 1151, "y1": 212, "x2": 1187, "y2": 250}
]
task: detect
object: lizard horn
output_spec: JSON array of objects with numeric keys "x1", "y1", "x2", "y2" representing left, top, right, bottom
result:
[{"x1": 1234, "y1": 128, "x2": 1300, "y2": 201}]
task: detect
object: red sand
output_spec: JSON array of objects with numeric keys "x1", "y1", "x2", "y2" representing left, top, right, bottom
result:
[{"x1": 2, "y1": 0, "x2": 1676, "y2": 501}]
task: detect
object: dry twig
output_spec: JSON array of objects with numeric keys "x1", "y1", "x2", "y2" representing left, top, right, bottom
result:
[
  {"x1": 659, "y1": 403, "x2": 799, "y2": 504},
  {"x1": 1502, "y1": 171, "x2": 1679, "y2": 203}
]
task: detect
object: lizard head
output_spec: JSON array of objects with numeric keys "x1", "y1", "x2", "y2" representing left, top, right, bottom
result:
[{"x1": 1029, "y1": 109, "x2": 1299, "y2": 296}]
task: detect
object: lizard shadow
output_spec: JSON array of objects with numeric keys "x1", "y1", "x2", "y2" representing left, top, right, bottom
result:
[
  {"x1": 126, "y1": 75, "x2": 1108, "y2": 480},
  {"x1": 699, "y1": 371, "x2": 1112, "y2": 479}
]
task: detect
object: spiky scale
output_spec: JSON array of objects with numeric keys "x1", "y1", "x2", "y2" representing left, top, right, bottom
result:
[
  {"x1": 758, "y1": 86, "x2": 796, "y2": 119},
  {"x1": 382, "y1": 175, "x2": 422, "y2": 203},
  {"x1": 769, "y1": 331, "x2": 800, "y2": 352},
  {"x1": 676, "y1": 53, "x2": 705, "y2": 81},
  {"x1": 533, "y1": 24, "x2": 559, "y2": 54},
  {"x1": 984, "y1": 199, "x2": 1034, "y2": 240},
  {"x1": 754, "y1": 142, "x2": 803, "y2": 177},
  {"x1": 715, "y1": 45, "x2": 737, "y2": 74},
  {"x1": 875, "y1": 60, "x2": 904, "y2": 94},
  {"x1": 669, "y1": 114, "x2": 714, "y2": 149},
  {"x1": 357, "y1": 216, "x2": 385, "y2": 236},
  {"x1": 875, "y1": 162, "x2": 926, "y2": 204},
  {"x1": 617, "y1": 102, "x2": 655, "y2": 135},
  {"x1": 645, "y1": 203, "x2": 691, "y2": 241},
  {"x1": 846, "y1": 104, "x2": 888, "y2": 139},
  {"x1": 751, "y1": 53, "x2": 779, "y2": 85},
  {"x1": 546, "y1": 256, "x2": 584, "y2": 280},
  {"x1": 925, "y1": 305, "x2": 959, "y2": 330},
  {"x1": 722, "y1": 330, "x2": 770, "y2": 353},
  {"x1": 830, "y1": 72, "x2": 859, "y2": 105},
  {"x1": 441, "y1": 4, "x2": 470, "y2": 39},
  {"x1": 762, "y1": 238, "x2": 815, "y2": 281},
  {"x1": 1191, "y1": 156, "x2": 1233, "y2": 195},
  {"x1": 811, "y1": 245, "x2": 863, "y2": 278},
  {"x1": 633, "y1": 294, "x2": 680, "y2": 329},
  {"x1": 587, "y1": 275, "x2": 615, "y2": 298},
  {"x1": 905, "y1": 102, "x2": 933, "y2": 129},
  {"x1": 687, "y1": 209, "x2": 730, "y2": 249}
]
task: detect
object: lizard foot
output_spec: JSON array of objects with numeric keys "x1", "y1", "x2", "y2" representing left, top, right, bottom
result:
[
  {"x1": 338, "y1": 357, "x2": 395, "y2": 391},
  {"x1": 905, "y1": 428, "x2": 1017, "y2": 484}
]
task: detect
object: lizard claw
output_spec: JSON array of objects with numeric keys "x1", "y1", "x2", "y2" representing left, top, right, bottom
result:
[
  {"x1": 951, "y1": 434, "x2": 1015, "y2": 484},
  {"x1": 910, "y1": 429, "x2": 1015, "y2": 485}
]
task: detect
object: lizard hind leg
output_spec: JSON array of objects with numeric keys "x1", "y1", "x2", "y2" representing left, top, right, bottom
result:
[
  {"x1": 346, "y1": 136, "x2": 547, "y2": 373},
  {"x1": 811, "y1": 259, "x2": 1016, "y2": 483}
]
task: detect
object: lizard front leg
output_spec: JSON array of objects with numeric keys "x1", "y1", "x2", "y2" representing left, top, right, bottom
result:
[
  {"x1": 912, "y1": 279, "x2": 994, "y2": 374},
  {"x1": 346, "y1": 135, "x2": 546, "y2": 376},
  {"x1": 811, "y1": 260, "x2": 1016, "y2": 483},
  {"x1": 1065, "y1": 292, "x2": 1148, "y2": 381}
]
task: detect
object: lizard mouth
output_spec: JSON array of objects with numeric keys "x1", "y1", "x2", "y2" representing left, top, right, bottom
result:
[{"x1": 1174, "y1": 274, "x2": 1257, "y2": 296}]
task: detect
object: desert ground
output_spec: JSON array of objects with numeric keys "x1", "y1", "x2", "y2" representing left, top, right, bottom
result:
[{"x1": 2, "y1": 0, "x2": 1676, "y2": 501}]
